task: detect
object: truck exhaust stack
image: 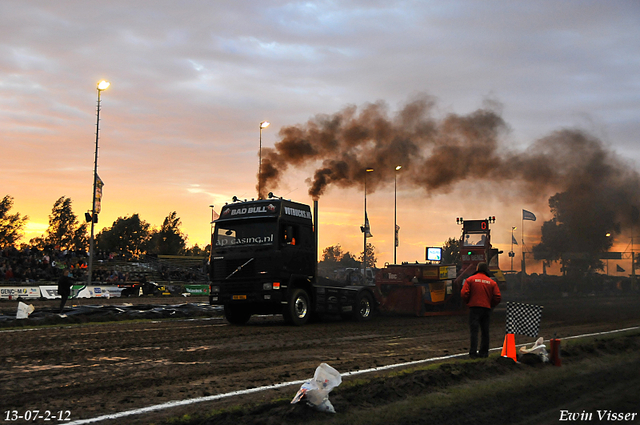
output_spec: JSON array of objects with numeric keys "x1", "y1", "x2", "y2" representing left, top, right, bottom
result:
[{"x1": 314, "y1": 199, "x2": 319, "y2": 278}]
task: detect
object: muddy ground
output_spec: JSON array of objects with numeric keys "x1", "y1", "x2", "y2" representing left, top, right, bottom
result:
[{"x1": 1, "y1": 292, "x2": 639, "y2": 424}]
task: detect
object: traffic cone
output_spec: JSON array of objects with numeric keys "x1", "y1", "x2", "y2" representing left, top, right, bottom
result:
[{"x1": 500, "y1": 333, "x2": 517, "y2": 362}]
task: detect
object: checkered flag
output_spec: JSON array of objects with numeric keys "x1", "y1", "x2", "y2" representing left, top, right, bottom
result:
[{"x1": 506, "y1": 302, "x2": 543, "y2": 338}]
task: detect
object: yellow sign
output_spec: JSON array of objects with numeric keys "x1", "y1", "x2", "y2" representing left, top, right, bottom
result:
[{"x1": 439, "y1": 266, "x2": 457, "y2": 280}]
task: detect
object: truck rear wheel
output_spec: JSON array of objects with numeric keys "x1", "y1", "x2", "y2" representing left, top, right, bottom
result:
[
  {"x1": 283, "y1": 288, "x2": 310, "y2": 326},
  {"x1": 353, "y1": 291, "x2": 374, "y2": 322},
  {"x1": 224, "y1": 304, "x2": 251, "y2": 325}
]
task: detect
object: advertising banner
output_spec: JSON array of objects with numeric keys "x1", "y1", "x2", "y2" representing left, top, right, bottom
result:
[
  {"x1": 183, "y1": 284, "x2": 210, "y2": 296},
  {"x1": 0, "y1": 286, "x2": 41, "y2": 300},
  {"x1": 39, "y1": 285, "x2": 61, "y2": 299},
  {"x1": 74, "y1": 285, "x2": 122, "y2": 298}
]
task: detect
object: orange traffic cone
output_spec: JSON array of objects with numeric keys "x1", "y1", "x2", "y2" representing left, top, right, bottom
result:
[{"x1": 500, "y1": 333, "x2": 517, "y2": 362}]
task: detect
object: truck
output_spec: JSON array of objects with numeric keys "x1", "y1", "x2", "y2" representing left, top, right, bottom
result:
[
  {"x1": 208, "y1": 196, "x2": 378, "y2": 325},
  {"x1": 374, "y1": 217, "x2": 510, "y2": 316},
  {"x1": 456, "y1": 217, "x2": 507, "y2": 290}
]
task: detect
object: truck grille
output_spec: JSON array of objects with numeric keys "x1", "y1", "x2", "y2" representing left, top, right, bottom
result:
[{"x1": 212, "y1": 258, "x2": 256, "y2": 281}]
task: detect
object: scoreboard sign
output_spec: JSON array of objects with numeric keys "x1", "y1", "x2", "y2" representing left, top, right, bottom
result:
[{"x1": 463, "y1": 219, "x2": 488, "y2": 232}]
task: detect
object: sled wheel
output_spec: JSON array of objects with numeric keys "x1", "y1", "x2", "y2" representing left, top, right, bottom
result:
[{"x1": 353, "y1": 291, "x2": 374, "y2": 322}]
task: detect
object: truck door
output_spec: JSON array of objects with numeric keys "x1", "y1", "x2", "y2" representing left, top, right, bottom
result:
[{"x1": 280, "y1": 223, "x2": 314, "y2": 275}]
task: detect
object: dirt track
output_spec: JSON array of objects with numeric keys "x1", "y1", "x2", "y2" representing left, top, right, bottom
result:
[{"x1": 1, "y1": 293, "x2": 639, "y2": 424}]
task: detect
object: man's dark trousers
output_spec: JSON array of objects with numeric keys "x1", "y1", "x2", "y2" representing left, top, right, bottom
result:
[{"x1": 469, "y1": 306, "x2": 491, "y2": 357}]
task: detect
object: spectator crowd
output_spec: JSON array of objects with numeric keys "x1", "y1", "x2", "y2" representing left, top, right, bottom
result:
[
  {"x1": 1, "y1": 245, "x2": 89, "y2": 283},
  {"x1": 0, "y1": 246, "x2": 135, "y2": 283},
  {"x1": 1, "y1": 245, "x2": 208, "y2": 284}
]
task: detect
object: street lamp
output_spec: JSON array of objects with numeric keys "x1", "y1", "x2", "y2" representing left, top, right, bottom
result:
[
  {"x1": 87, "y1": 80, "x2": 110, "y2": 286},
  {"x1": 258, "y1": 120, "x2": 270, "y2": 198},
  {"x1": 394, "y1": 165, "x2": 402, "y2": 264},
  {"x1": 361, "y1": 168, "x2": 374, "y2": 275}
]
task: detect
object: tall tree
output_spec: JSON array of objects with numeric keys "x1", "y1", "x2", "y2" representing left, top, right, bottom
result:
[
  {"x1": 318, "y1": 243, "x2": 360, "y2": 278},
  {"x1": 322, "y1": 244, "x2": 345, "y2": 263},
  {"x1": 96, "y1": 214, "x2": 152, "y2": 259},
  {"x1": 533, "y1": 191, "x2": 616, "y2": 277},
  {"x1": 442, "y1": 237, "x2": 461, "y2": 268},
  {"x1": 321, "y1": 244, "x2": 360, "y2": 267},
  {"x1": 73, "y1": 223, "x2": 89, "y2": 252},
  {"x1": 45, "y1": 197, "x2": 83, "y2": 251},
  {"x1": 152, "y1": 211, "x2": 187, "y2": 255},
  {"x1": 0, "y1": 195, "x2": 28, "y2": 248},
  {"x1": 358, "y1": 242, "x2": 377, "y2": 268}
]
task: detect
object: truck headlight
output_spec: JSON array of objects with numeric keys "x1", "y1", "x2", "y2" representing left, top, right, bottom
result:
[
  {"x1": 210, "y1": 286, "x2": 220, "y2": 293},
  {"x1": 263, "y1": 282, "x2": 281, "y2": 291}
]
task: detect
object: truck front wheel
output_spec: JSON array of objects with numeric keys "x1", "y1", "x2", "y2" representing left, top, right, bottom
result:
[
  {"x1": 224, "y1": 304, "x2": 252, "y2": 325},
  {"x1": 283, "y1": 288, "x2": 310, "y2": 326}
]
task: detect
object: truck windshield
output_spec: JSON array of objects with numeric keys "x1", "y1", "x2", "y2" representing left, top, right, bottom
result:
[
  {"x1": 214, "y1": 221, "x2": 276, "y2": 248},
  {"x1": 464, "y1": 233, "x2": 487, "y2": 247}
]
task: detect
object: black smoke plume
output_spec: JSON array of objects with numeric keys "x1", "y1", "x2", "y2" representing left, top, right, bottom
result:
[{"x1": 258, "y1": 96, "x2": 640, "y2": 249}]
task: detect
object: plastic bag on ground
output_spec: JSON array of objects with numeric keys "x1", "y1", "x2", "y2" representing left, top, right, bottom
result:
[
  {"x1": 291, "y1": 363, "x2": 342, "y2": 413},
  {"x1": 519, "y1": 337, "x2": 549, "y2": 362},
  {"x1": 16, "y1": 302, "x2": 35, "y2": 319}
]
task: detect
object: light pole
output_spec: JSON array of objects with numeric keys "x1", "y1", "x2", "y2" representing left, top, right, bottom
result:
[
  {"x1": 394, "y1": 165, "x2": 401, "y2": 264},
  {"x1": 87, "y1": 80, "x2": 110, "y2": 286},
  {"x1": 605, "y1": 233, "x2": 611, "y2": 275},
  {"x1": 361, "y1": 168, "x2": 374, "y2": 275},
  {"x1": 258, "y1": 120, "x2": 270, "y2": 198},
  {"x1": 510, "y1": 226, "x2": 517, "y2": 272}
]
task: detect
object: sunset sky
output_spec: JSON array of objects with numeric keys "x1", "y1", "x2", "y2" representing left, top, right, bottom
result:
[{"x1": 2, "y1": 1, "x2": 639, "y2": 272}]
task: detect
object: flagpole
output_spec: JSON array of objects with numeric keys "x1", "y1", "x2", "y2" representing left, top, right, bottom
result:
[
  {"x1": 521, "y1": 213, "x2": 524, "y2": 269},
  {"x1": 363, "y1": 168, "x2": 374, "y2": 274},
  {"x1": 510, "y1": 226, "x2": 516, "y2": 272},
  {"x1": 364, "y1": 176, "x2": 367, "y2": 274},
  {"x1": 521, "y1": 212, "x2": 524, "y2": 290},
  {"x1": 632, "y1": 236, "x2": 636, "y2": 283}
]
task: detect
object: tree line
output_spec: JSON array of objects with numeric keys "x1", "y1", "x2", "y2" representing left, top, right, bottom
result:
[{"x1": 0, "y1": 195, "x2": 208, "y2": 258}]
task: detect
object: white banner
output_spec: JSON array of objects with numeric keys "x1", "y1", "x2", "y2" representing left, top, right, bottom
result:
[
  {"x1": 38, "y1": 285, "x2": 123, "y2": 299},
  {"x1": 39, "y1": 285, "x2": 61, "y2": 299},
  {"x1": 74, "y1": 285, "x2": 123, "y2": 298},
  {"x1": 1, "y1": 285, "x2": 125, "y2": 300},
  {"x1": 0, "y1": 286, "x2": 41, "y2": 299}
]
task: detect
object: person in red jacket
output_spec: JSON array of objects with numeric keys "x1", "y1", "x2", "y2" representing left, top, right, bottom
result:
[{"x1": 461, "y1": 262, "x2": 501, "y2": 358}]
